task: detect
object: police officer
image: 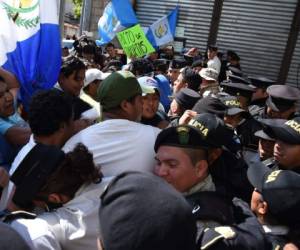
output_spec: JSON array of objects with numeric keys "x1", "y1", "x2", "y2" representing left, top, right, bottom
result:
[
  {"x1": 263, "y1": 117, "x2": 300, "y2": 174},
  {"x1": 247, "y1": 163, "x2": 300, "y2": 249},
  {"x1": 220, "y1": 94, "x2": 261, "y2": 164},
  {"x1": 265, "y1": 85, "x2": 300, "y2": 119},
  {"x1": 188, "y1": 113, "x2": 252, "y2": 202},
  {"x1": 254, "y1": 119, "x2": 286, "y2": 167},
  {"x1": 168, "y1": 88, "x2": 201, "y2": 126},
  {"x1": 248, "y1": 76, "x2": 275, "y2": 119},
  {"x1": 221, "y1": 76, "x2": 254, "y2": 110},
  {"x1": 154, "y1": 125, "x2": 269, "y2": 250}
]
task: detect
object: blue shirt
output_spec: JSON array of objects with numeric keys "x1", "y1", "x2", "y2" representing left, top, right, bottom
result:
[{"x1": 0, "y1": 112, "x2": 28, "y2": 169}]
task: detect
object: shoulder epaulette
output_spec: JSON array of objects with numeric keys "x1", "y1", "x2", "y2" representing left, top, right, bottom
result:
[{"x1": 199, "y1": 226, "x2": 236, "y2": 250}]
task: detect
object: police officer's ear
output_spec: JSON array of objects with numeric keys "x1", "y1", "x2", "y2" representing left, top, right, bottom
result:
[
  {"x1": 207, "y1": 148, "x2": 222, "y2": 165},
  {"x1": 194, "y1": 160, "x2": 208, "y2": 179},
  {"x1": 258, "y1": 200, "x2": 268, "y2": 215}
]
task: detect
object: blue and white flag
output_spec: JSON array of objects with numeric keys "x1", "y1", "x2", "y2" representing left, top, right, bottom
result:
[
  {"x1": 97, "y1": 0, "x2": 138, "y2": 46},
  {"x1": 0, "y1": 0, "x2": 61, "y2": 109},
  {"x1": 147, "y1": 6, "x2": 179, "y2": 47}
]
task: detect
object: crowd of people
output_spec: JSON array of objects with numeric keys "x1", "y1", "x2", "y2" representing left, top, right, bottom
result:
[{"x1": 0, "y1": 34, "x2": 299, "y2": 250}]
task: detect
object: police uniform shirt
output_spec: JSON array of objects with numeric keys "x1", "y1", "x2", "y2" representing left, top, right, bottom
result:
[
  {"x1": 248, "y1": 97, "x2": 268, "y2": 119},
  {"x1": 196, "y1": 198, "x2": 270, "y2": 250},
  {"x1": 236, "y1": 116, "x2": 262, "y2": 151},
  {"x1": 209, "y1": 149, "x2": 253, "y2": 202}
]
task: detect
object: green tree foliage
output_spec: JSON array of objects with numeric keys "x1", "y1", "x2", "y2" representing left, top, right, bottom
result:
[{"x1": 72, "y1": 0, "x2": 83, "y2": 19}]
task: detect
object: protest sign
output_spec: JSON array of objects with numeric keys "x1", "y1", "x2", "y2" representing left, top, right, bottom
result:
[{"x1": 117, "y1": 24, "x2": 155, "y2": 58}]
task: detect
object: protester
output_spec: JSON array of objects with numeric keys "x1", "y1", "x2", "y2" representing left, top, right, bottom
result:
[
  {"x1": 9, "y1": 143, "x2": 108, "y2": 250},
  {"x1": 63, "y1": 71, "x2": 160, "y2": 177},
  {"x1": 0, "y1": 89, "x2": 74, "y2": 210},
  {"x1": 138, "y1": 76, "x2": 169, "y2": 129},
  {"x1": 0, "y1": 68, "x2": 31, "y2": 168},
  {"x1": 207, "y1": 44, "x2": 221, "y2": 74}
]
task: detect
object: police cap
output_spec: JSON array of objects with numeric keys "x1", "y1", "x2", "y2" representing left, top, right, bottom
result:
[
  {"x1": 248, "y1": 76, "x2": 275, "y2": 89},
  {"x1": 266, "y1": 85, "x2": 300, "y2": 112},
  {"x1": 220, "y1": 95, "x2": 248, "y2": 116},
  {"x1": 227, "y1": 74, "x2": 251, "y2": 85},
  {"x1": 154, "y1": 125, "x2": 211, "y2": 152},
  {"x1": 247, "y1": 163, "x2": 300, "y2": 226},
  {"x1": 174, "y1": 88, "x2": 201, "y2": 110},
  {"x1": 192, "y1": 59, "x2": 207, "y2": 69},
  {"x1": 188, "y1": 113, "x2": 235, "y2": 149},
  {"x1": 169, "y1": 59, "x2": 187, "y2": 70},
  {"x1": 254, "y1": 118, "x2": 286, "y2": 141},
  {"x1": 221, "y1": 81, "x2": 256, "y2": 98},
  {"x1": 227, "y1": 66, "x2": 244, "y2": 77},
  {"x1": 192, "y1": 96, "x2": 227, "y2": 118},
  {"x1": 265, "y1": 117, "x2": 300, "y2": 144}
]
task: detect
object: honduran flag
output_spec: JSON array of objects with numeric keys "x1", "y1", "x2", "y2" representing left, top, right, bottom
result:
[
  {"x1": 0, "y1": 0, "x2": 61, "y2": 109},
  {"x1": 97, "y1": 0, "x2": 138, "y2": 45}
]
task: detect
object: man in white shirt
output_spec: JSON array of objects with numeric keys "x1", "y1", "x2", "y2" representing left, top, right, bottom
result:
[
  {"x1": 63, "y1": 71, "x2": 160, "y2": 177},
  {"x1": 207, "y1": 44, "x2": 221, "y2": 75},
  {"x1": 80, "y1": 68, "x2": 111, "y2": 120}
]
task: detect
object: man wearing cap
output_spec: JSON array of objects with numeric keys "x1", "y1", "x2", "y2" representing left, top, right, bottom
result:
[
  {"x1": 207, "y1": 45, "x2": 221, "y2": 74},
  {"x1": 248, "y1": 76, "x2": 275, "y2": 119},
  {"x1": 167, "y1": 59, "x2": 186, "y2": 86},
  {"x1": 138, "y1": 76, "x2": 169, "y2": 129},
  {"x1": 254, "y1": 119, "x2": 286, "y2": 167},
  {"x1": 63, "y1": 71, "x2": 160, "y2": 177},
  {"x1": 80, "y1": 68, "x2": 110, "y2": 120},
  {"x1": 188, "y1": 113, "x2": 252, "y2": 202},
  {"x1": 191, "y1": 59, "x2": 207, "y2": 74},
  {"x1": 264, "y1": 117, "x2": 300, "y2": 174},
  {"x1": 192, "y1": 96, "x2": 227, "y2": 119},
  {"x1": 221, "y1": 95, "x2": 262, "y2": 165},
  {"x1": 154, "y1": 125, "x2": 268, "y2": 250},
  {"x1": 168, "y1": 88, "x2": 201, "y2": 126},
  {"x1": 265, "y1": 85, "x2": 300, "y2": 119},
  {"x1": 199, "y1": 67, "x2": 220, "y2": 97},
  {"x1": 248, "y1": 163, "x2": 300, "y2": 249}
]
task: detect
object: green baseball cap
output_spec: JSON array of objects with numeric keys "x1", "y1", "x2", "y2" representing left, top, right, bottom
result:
[{"x1": 97, "y1": 71, "x2": 142, "y2": 111}]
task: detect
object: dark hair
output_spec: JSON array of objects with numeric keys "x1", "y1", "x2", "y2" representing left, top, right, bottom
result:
[
  {"x1": 128, "y1": 58, "x2": 154, "y2": 77},
  {"x1": 106, "y1": 42, "x2": 115, "y2": 49},
  {"x1": 182, "y1": 67, "x2": 201, "y2": 92},
  {"x1": 82, "y1": 44, "x2": 96, "y2": 55},
  {"x1": 227, "y1": 50, "x2": 240, "y2": 61},
  {"x1": 0, "y1": 76, "x2": 5, "y2": 83},
  {"x1": 28, "y1": 89, "x2": 73, "y2": 136},
  {"x1": 38, "y1": 143, "x2": 102, "y2": 199},
  {"x1": 181, "y1": 148, "x2": 208, "y2": 165},
  {"x1": 60, "y1": 56, "x2": 86, "y2": 78},
  {"x1": 102, "y1": 60, "x2": 123, "y2": 72}
]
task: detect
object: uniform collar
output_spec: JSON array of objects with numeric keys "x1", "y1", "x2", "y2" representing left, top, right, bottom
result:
[{"x1": 183, "y1": 175, "x2": 215, "y2": 196}]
